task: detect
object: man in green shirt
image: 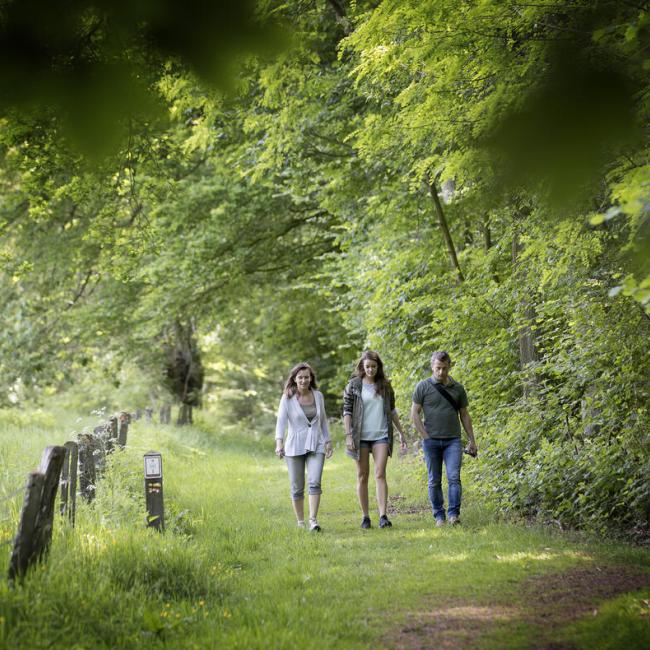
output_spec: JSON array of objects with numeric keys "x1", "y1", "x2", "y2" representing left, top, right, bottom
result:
[{"x1": 411, "y1": 351, "x2": 478, "y2": 526}]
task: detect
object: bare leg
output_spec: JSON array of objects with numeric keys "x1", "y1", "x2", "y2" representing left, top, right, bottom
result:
[
  {"x1": 356, "y1": 447, "x2": 370, "y2": 517},
  {"x1": 372, "y1": 443, "x2": 389, "y2": 517},
  {"x1": 292, "y1": 497, "x2": 304, "y2": 523},
  {"x1": 308, "y1": 493, "x2": 320, "y2": 520}
]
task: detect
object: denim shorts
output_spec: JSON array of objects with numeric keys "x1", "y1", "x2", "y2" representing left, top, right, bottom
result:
[{"x1": 359, "y1": 436, "x2": 389, "y2": 449}]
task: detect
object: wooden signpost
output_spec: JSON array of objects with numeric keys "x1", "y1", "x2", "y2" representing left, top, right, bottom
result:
[{"x1": 144, "y1": 451, "x2": 164, "y2": 532}]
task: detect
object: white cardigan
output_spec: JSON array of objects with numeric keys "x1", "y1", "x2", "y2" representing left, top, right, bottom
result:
[{"x1": 275, "y1": 390, "x2": 331, "y2": 456}]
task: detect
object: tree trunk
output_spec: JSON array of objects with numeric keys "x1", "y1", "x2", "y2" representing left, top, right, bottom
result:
[
  {"x1": 482, "y1": 213, "x2": 493, "y2": 252},
  {"x1": 425, "y1": 177, "x2": 465, "y2": 283},
  {"x1": 512, "y1": 218, "x2": 540, "y2": 396},
  {"x1": 326, "y1": 0, "x2": 352, "y2": 34},
  {"x1": 176, "y1": 404, "x2": 193, "y2": 426},
  {"x1": 164, "y1": 320, "x2": 204, "y2": 425},
  {"x1": 482, "y1": 213, "x2": 499, "y2": 283}
]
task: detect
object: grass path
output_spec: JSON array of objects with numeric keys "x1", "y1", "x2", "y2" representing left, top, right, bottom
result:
[{"x1": 0, "y1": 413, "x2": 649, "y2": 648}]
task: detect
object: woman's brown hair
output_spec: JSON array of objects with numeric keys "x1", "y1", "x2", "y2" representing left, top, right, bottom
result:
[
  {"x1": 354, "y1": 350, "x2": 390, "y2": 397},
  {"x1": 283, "y1": 362, "x2": 317, "y2": 397}
]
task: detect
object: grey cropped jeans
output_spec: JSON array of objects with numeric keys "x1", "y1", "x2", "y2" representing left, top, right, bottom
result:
[{"x1": 285, "y1": 452, "x2": 325, "y2": 500}]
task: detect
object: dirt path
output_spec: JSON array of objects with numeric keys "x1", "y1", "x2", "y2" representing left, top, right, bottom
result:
[{"x1": 385, "y1": 565, "x2": 650, "y2": 649}]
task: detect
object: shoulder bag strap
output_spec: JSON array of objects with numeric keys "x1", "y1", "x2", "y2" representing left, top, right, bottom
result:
[{"x1": 429, "y1": 379, "x2": 459, "y2": 412}]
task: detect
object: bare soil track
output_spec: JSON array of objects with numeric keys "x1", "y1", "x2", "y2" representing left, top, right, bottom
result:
[{"x1": 385, "y1": 565, "x2": 650, "y2": 649}]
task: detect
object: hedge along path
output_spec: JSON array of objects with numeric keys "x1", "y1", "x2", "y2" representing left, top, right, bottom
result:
[{"x1": 137, "y1": 421, "x2": 650, "y2": 650}]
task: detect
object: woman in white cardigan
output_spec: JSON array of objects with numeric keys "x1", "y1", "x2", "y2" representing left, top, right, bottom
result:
[{"x1": 275, "y1": 362, "x2": 333, "y2": 532}]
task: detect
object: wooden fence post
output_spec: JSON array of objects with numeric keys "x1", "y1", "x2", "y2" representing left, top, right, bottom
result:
[
  {"x1": 159, "y1": 404, "x2": 171, "y2": 424},
  {"x1": 33, "y1": 446, "x2": 66, "y2": 557},
  {"x1": 59, "y1": 441, "x2": 78, "y2": 525},
  {"x1": 144, "y1": 451, "x2": 164, "y2": 532},
  {"x1": 118, "y1": 411, "x2": 130, "y2": 448},
  {"x1": 78, "y1": 434, "x2": 97, "y2": 502},
  {"x1": 8, "y1": 472, "x2": 44, "y2": 582},
  {"x1": 108, "y1": 415, "x2": 118, "y2": 438},
  {"x1": 92, "y1": 423, "x2": 110, "y2": 463},
  {"x1": 8, "y1": 445, "x2": 66, "y2": 582},
  {"x1": 59, "y1": 444, "x2": 70, "y2": 516},
  {"x1": 104, "y1": 416, "x2": 118, "y2": 455}
]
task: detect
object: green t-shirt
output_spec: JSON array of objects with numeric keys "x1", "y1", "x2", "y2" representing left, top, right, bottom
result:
[{"x1": 412, "y1": 377, "x2": 468, "y2": 439}]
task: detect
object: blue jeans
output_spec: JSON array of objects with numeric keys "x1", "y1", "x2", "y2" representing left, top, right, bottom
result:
[
  {"x1": 360, "y1": 436, "x2": 389, "y2": 449},
  {"x1": 422, "y1": 437, "x2": 463, "y2": 520}
]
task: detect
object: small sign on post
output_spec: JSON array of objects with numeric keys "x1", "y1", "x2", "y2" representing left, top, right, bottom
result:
[{"x1": 144, "y1": 451, "x2": 164, "y2": 532}]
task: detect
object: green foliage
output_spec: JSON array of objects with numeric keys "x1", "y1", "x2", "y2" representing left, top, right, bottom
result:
[
  {"x1": 0, "y1": 0, "x2": 284, "y2": 156},
  {"x1": 0, "y1": 0, "x2": 649, "y2": 536}
]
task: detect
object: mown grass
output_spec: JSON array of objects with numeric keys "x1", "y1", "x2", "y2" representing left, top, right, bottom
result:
[{"x1": 0, "y1": 407, "x2": 648, "y2": 649}]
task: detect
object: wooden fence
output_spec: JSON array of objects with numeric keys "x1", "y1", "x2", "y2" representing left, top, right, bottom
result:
[{"x1": 7, "y1": 410, "x2": 132, "y2": 583}]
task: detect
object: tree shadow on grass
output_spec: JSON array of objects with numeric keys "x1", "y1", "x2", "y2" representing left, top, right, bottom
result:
[{"x1": 385, "y1": 565, "x2": 650, "y2": 649}]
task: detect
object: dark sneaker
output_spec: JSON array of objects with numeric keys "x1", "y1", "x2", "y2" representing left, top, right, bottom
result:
[
  {"x1": 379, "y1": 515, "x2": 392, "y2": 528},
  {"x1": 361, "y1": 516, "x2": 371, "y2": 529}
]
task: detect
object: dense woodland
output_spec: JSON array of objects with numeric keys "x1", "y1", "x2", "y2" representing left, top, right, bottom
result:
[{"x1": 0, "y1": 1, "x2": 648, "y2": 537}]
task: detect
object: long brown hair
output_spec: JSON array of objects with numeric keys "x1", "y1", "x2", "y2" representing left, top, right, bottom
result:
[
  {"x1": 283, "y1": 362, "x2": 317, "y2": 397},
  {"x1": 354, "y1": 350, "x2": 390, "y2": 397}
]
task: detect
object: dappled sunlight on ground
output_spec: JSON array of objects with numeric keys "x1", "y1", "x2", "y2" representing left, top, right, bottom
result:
[
  {"x1": 400, "y1": 527, "x2": 447, "y2": 540},
  {"x1": 418, "y1": 605, "x2": 519, "y2": 622},
  {"x1": 495, "y1": 550, "x2": 594, "y2": 563},
  {"x1": 495, "y1": 551, "x2": 559, "y2": 562},
  {"x1": 426, "y1": 552, "x2": 469, "y2": 563}
]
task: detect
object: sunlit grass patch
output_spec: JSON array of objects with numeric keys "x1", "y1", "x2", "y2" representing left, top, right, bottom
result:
[
  {"x1": 558, "y1": 591, "x2": 650, "y2": 650},
  {"x1": 104, "y1": 532, "x2": 225, "y2": 601}
]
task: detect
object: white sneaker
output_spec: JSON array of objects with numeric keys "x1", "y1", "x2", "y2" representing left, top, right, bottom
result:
[
  {"x1": 309, "y1": 518, "x2": 321, "y2": 532},
  {"x1": 297, "y1": 520, "x2": 305, "y2": 528}
]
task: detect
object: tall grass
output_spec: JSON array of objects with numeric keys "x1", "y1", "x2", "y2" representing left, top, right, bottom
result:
[{"x1": 0, "y1": 408, "x2": 648, "y2": 648}]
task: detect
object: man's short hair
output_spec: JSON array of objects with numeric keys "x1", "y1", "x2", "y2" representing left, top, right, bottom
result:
[{"x1": 431, "y1": 351, "x2": 452, "y2": 366}]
